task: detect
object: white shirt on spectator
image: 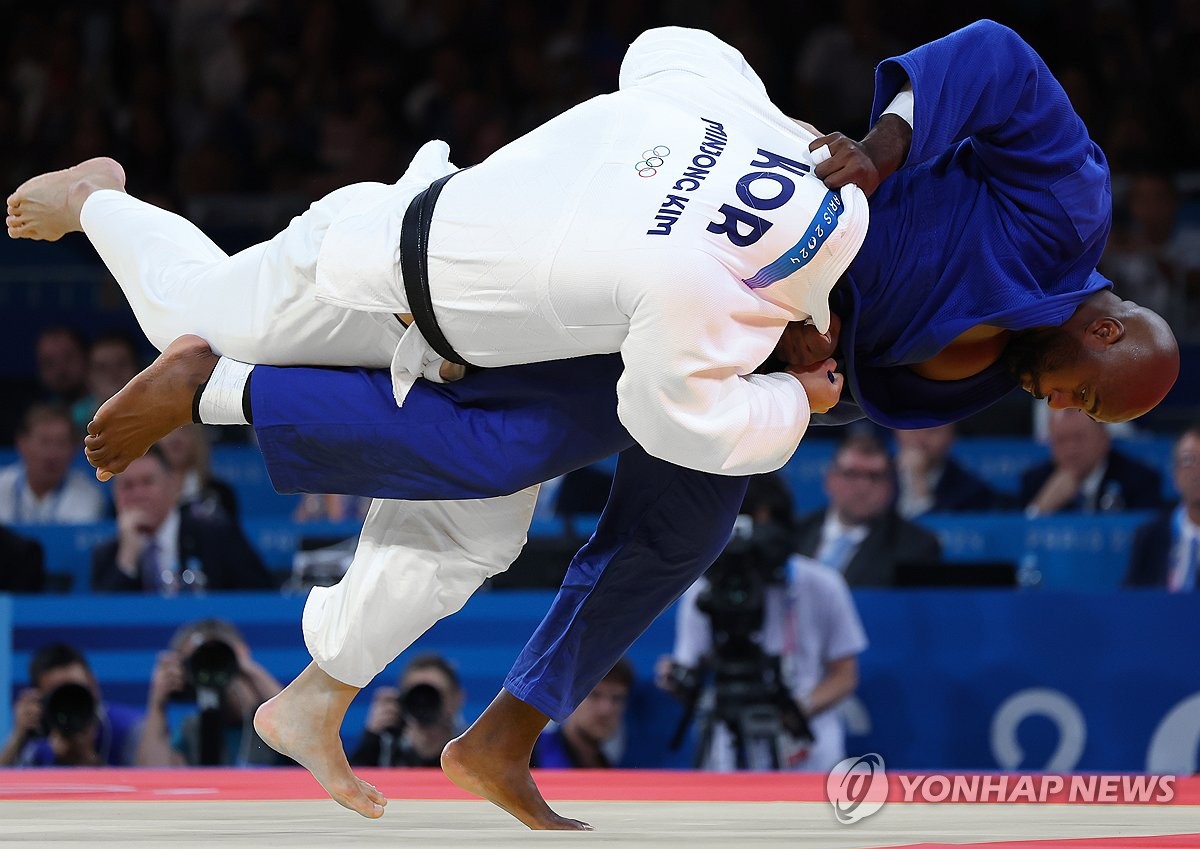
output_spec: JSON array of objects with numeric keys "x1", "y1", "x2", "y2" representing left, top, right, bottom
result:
[
  {"x1": 1079, "y1": 460, "x2": 1107, "y2": 512},
  {"x1": 815, "y1": 512, "x2": 870, "y2": 572},
  {"x1": 1169, "y1": 508, "x2": 1200, "y2": 592},
  {"x1": 0, "y1": 463, "x2": 107, "y2": 524},
  {"x1": 150, "y1": 508, "x2": 182, "y2": 584},
  {"x1": 673, "y1": 554, "x2": 868, "y2": 771}
]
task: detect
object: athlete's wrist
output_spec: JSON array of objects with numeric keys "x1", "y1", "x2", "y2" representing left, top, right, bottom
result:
[{"x1": 860, "y1": 114, "x2": 912, "y2": 185}]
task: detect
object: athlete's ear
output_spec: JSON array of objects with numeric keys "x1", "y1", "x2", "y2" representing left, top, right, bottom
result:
[{"x1": 1083, "y1": 317, "x2": 1124, "y2": 348}]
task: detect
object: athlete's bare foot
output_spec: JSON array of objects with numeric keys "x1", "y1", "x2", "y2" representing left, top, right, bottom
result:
[
  {"x1": 442, "y1": 689, "x2": 592, "y2": 831},
  {"x1": 85, "y1": 335, "x2": 217, "y2": 481},
  {"x1": 253, "y1": 663, "x2": 386, "y2": 819},
  {"x1": 7, "y1": 157, "x2": 126, "y2": 241}
]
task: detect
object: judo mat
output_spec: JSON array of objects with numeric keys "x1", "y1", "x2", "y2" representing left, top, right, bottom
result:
[{"x1": 2, "y1": 769, "x2": 1198, "y2": 848}]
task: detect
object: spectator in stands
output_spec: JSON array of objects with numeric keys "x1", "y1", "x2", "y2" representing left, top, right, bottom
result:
[
  {"x1": 158, "y1": 424, "x2": 238, "y2": 521},
  {"x1": 350, "y1": 653, "x2": 465, "y2": 768},
  {"x1": 533, "y1": 657, "x2": 634, "y2": 769},
  {"x1": 795, "y1": 433, "x2": 942, "y2": 587},
  {"x1": 0, "y1": 404, "x2": 106, "y2": 524},
  {"x1": 893, "y1": 423, "x2": 1002, "y2": 518},
  {"x1": 292, "y1": 492, "x2": 368, "y2": 524},
  {"x1": 136, "y1": 618, "x2": 286, "y2": 766},
  {"x1": 0, "y1": 525, "x2": 44, "y2": 592},
  {"x1": 793, "y1": 0, "x2": 904, "y2": 136},
  {"x1": 531, "y1": 463, "x2": 614, "y2": 536},
  {"x1": 660, "y1": 474, "x2": 867, "y2": 771},
  {"x1": 1101, "y1": 171, "x2": 1200, "y2": 332},
  {"x1": 71, "y1": 331, "x2": 141, "y2": 432},
  {"x1": 1021, "y1": 408, "x2": 1164, "y2": 516},
  {"x1": 1125, "y1": 426, "x2": 1200, "y2": 590},
  {"x1": 0, "y1": 642, "x2": 143, "y2": 767},
  {"x1": 91, "y1": 445, "x2": 275, "y2": 593},
  {"x1": 34, "y1": 326, "x2": 89, "y2": 409}
]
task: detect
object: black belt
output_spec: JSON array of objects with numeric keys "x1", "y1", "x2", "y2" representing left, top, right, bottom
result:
[{"x1": 400, "y1": 169, "x2": 470, "y2": 366}]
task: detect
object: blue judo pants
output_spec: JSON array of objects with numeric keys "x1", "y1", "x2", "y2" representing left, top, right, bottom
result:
[{"x1": 251, "y1": 354, "x2": 748, "y2": 721}]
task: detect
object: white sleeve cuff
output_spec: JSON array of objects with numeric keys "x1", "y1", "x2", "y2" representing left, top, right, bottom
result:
[
  {"x1": 197, "y1": 357, "x2": 253, "y2": 426},
  {"x1": 881, "y1": 82, "x2": 914, "y2": 128}
]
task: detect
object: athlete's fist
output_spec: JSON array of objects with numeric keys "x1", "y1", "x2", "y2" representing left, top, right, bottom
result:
[
  {"x1": 810, "y1": 133, "x2": 882, "y2": 196},
  {"x1": 790, "y1": 358, "x2": 844, "y2": 415},
  {"x1": 811, "y1": 113, "x2": 911, "y2": 198},
  {"x1": 775, "y1": 314, "x2": 841, "y2": 370}
]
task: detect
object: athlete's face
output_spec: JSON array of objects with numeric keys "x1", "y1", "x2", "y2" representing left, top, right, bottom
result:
[
  {"x1": 1004, "y1": 327, "x2": 1116, "y2": 421},
  {"x1": 1003, "y1": 314, "x2": 1172, "y2": 424}
]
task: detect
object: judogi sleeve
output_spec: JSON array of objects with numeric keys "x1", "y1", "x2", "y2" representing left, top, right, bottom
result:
[
  {"x1": 616, "y1": 268, "x2": 811, "y2": 476},
  {"x1": 252, "y1": 356, "x2": 633, "y2": 501},
  {"x1": 619, "y1": 26, "x2": 769, "y2": 97},
  {"x1": 870, "y1": 19, "x2": 1111, "y2": 258}
]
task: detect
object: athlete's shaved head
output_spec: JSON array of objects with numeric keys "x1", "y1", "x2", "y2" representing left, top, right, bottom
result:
[{"x1": 1005, "y1": 290, "x2": 1179, "y2": 423}]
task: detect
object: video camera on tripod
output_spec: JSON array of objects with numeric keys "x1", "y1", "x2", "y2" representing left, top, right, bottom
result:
[{"x1": 668, "y1": 514, "x2": 813, "y2": 769}]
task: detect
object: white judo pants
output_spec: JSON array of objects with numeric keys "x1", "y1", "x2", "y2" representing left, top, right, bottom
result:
[{"x1": 80, "y1": 187, "x2": 538, "y2": 687}]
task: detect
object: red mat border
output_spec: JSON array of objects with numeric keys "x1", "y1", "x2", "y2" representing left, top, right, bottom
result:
[
  {"x1": 0, "y1": 769, "x2": 1199, "y2": 805},
  {"x1": 891, "y1": 838, "x2": 1200, "y2": 849}
]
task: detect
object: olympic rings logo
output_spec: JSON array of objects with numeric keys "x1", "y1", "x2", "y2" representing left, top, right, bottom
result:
[{"x1": 635, "y1": 145, "x2": 671, "y2": 177}]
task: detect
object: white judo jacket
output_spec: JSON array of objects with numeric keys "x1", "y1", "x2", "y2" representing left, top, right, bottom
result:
[{"x1": 314, "y1": 27, "x2": 869, "y2": 476}]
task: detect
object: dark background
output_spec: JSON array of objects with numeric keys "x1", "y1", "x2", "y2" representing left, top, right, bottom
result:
[{"x1": 1, "y1": 0, "x2": 1197, "y2": 436}]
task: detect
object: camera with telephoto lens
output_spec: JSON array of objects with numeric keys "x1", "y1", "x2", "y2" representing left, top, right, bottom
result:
[
  {"x1": 395, "y1": 682, "x2": 444, "y2": 729},
  {"x1": 41, "y1": 682, "x2": 97, "y2": 736},
  {"x1": 171, "y1": 638, "x2": 240, "y2": 702}
]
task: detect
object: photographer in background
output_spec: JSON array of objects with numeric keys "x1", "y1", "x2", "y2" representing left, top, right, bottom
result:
[
  {"x1": 659, "y1": 474, "x2": 868, "y2": 772},
  {"x1": 136, "y1": 618, "x2": 286, "y2": 766},
  {"x1": 350, "y1": 654, "x2": 465, "y2": 767},
  {"x1": 532, "y1": 658, "x2": 634, "y2": 768},
  {"x1": 0, "y1": 643, "x2": 142, "y2": 766}
]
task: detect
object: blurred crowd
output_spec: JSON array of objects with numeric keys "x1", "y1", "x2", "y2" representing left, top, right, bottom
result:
[
  {"x1": 7, "y1": 415, "x2": 1197, "y2": 770},
  {"x1": 0, "y1": 0, "x2": 1197, "y2": 322},
  {"x1": 2, "y1": 0, "x2": 1198, "y2": 189}
]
